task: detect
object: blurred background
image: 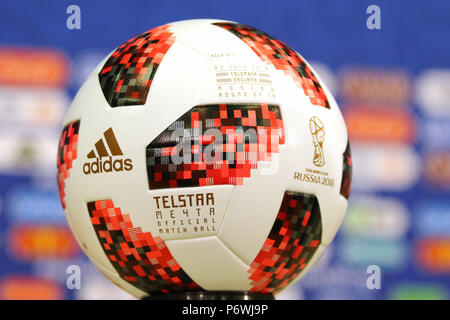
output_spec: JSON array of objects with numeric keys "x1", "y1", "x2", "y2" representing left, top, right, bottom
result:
[{"x1": 0, "y1": 0, "x2": 449, "y2": 300}]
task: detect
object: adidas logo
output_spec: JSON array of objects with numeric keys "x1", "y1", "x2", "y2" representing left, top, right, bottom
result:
[{"x1": 83, "y1": 127, "x2": 133, "y2": 175}]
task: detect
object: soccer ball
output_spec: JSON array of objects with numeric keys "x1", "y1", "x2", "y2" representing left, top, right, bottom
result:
[{"x1": 57, "y1": 19, "x2": 352, "y2": 298}]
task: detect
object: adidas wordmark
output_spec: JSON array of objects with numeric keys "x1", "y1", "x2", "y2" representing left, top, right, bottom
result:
[{"x1": 83, "y1": 128, "x2": 133, "y2": 175}]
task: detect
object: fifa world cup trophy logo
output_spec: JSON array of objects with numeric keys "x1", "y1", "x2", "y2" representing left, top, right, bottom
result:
[{"x1": 309, "y1": 116, "x2": 325, "y2": 167}]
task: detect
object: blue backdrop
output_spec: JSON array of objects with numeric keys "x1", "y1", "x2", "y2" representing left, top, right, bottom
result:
[{"x1": 0, "y1": 0, "x2": 449, "y2": 299}]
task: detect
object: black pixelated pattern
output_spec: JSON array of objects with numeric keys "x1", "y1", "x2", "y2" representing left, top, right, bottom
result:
[
  {"x1": 213, "y1": 22, "x2": 330, "y2": 109},
  {"x1": 340, "y1": 141, "x2": 352, "y2": 199},
  {"x1": 146, "y1": 103, "x2": 285, "y2": 190},
  {"x1": 57, "y1": 120, "x2": 80, "y2": 209},
  {"x1": 98, "y1": 24, "x2": 174, "y2": 107},
  {"x1": 249, "y1": 192, "x2": 322, "y2": 294},
  {"x1": 87, "y1": 199, "x2": 202, "y2": 294}
]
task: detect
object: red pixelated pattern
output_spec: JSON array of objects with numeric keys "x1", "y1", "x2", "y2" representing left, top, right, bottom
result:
[
  {"x1": 248, "y1": 192, "x2": 322, "y2": 294},
  {"x1": 99, "y1": 24, "x2": 175, "y2": 107},
  {"x1": 57, "y1": 120, "x2": 80, "y2": 209},
  {"x1": 87, "y1": 199, "x2": 202, "y2": 294},
  {"x1": 340, "y1": 141, "x2": 352, "y2": 199},
  {"x1": 214, "y1": 22, "x2": 330, "y2": 109},
  {"x1": 147, "y1": 103, "x2": 285, "y2": 189}
]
